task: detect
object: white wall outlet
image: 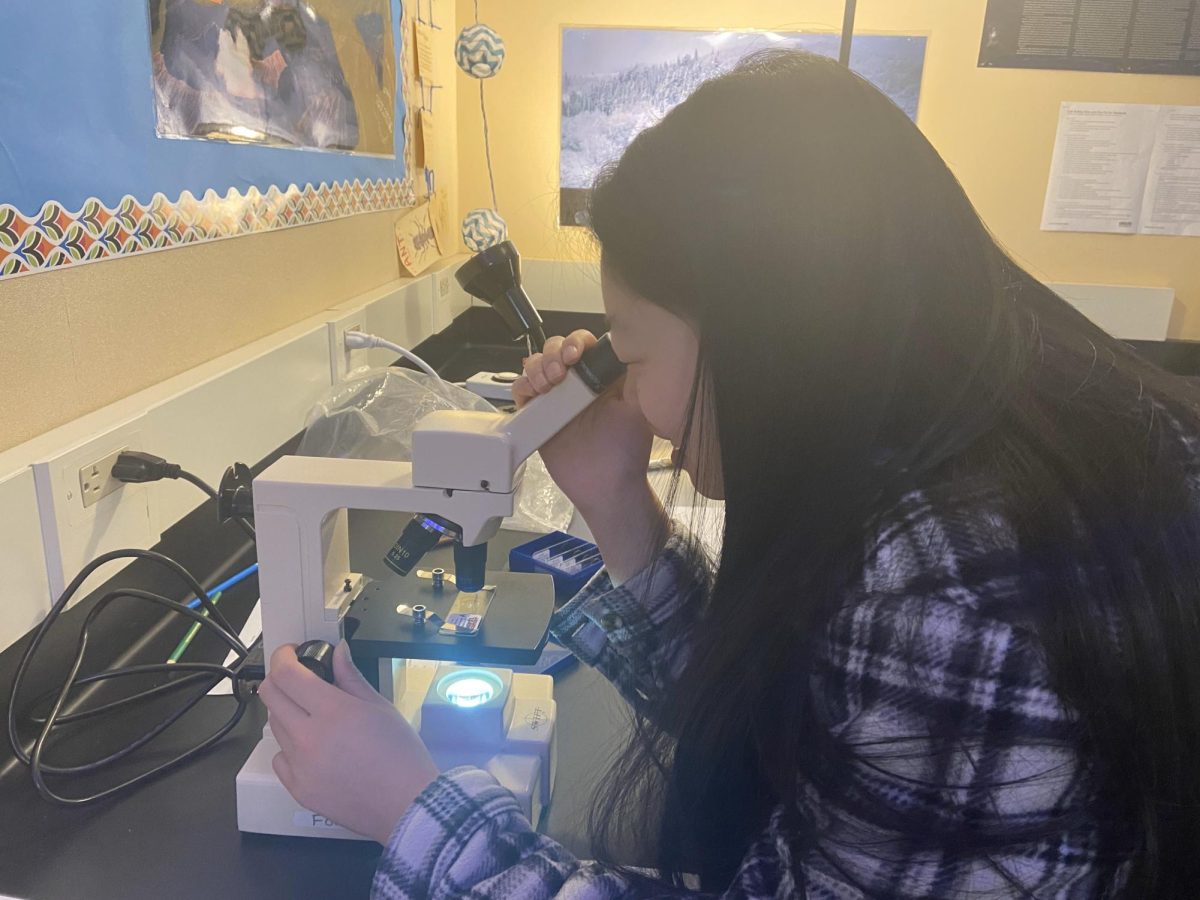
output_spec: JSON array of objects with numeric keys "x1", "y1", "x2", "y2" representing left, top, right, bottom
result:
[
  {"x1": 79, "y1": 446, "x2": 128, "y2": 509},
  {"x1": 326, "y1": 310, "x2": 370, "y2": 383},
  {"x1": 32, "y1": 420, "x2": 159, "y2": 601},
  {"x1": 361, "y1": 281, "x2": 434, "y2": 370},
  {"x1": 428, "y1": 255, "x2": 470, "y2": 331}
]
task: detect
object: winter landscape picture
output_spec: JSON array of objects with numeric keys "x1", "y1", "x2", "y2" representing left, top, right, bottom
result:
[{"x1": 560, "y1": 28, "x2": 927, "y2": 224}]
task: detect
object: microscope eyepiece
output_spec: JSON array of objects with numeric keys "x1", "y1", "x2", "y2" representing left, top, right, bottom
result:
[{"x1": 574, "y1": 334, "x2": 626, "y2": 394}]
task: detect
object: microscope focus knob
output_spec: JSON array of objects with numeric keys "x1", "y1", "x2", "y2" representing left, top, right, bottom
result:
[{"x1": 295, "y1": 640, "x2": 335, "y2": 684}]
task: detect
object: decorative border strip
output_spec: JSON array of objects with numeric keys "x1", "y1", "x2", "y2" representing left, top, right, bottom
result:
[{"x1": 0, "y1": 177, "x2": 416, "y2": 282}]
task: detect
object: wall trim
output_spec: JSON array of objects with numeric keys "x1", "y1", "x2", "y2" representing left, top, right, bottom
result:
[{"x1": 0, "y1": 178, "x2": 416, "y2": 283}]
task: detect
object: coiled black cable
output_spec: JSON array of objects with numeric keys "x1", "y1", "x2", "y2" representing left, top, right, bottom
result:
[{"x1": 7, "y1": 549, "x2": 253, "y2": 805}]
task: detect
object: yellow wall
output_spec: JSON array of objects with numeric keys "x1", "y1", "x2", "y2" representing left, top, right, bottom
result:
[
  {"x1": 3, "y1": 1, "x2": 1195, "y2": 455},
  {"x1": 0, "y1": 1, "x2": 458, "y2": 455},
  {"x1": 454, "y1": 0, "x2": 1200, "y2": 332}
]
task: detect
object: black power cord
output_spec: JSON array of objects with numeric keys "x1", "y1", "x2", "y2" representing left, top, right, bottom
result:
[
  {"x1": 6, "y1": 550, "x2": 258, "y2": 804},
  {"x1": 112, "y1": 451, "x2": 256, "y2": 539},
  {"x1": 7, "y1": 451, "x2": 263, "y2": 806}
]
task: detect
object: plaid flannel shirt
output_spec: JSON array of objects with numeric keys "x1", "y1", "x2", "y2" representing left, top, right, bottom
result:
[{"x1": 373, "y1": 488, "x2": 1127, "y2": 899}]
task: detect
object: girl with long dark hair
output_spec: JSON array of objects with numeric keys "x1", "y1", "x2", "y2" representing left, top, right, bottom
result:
[{"x1": 261, "y1": 50, "x2": 1200, "y2": 897}]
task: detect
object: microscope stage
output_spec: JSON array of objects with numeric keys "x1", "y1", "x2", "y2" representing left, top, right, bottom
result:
[{"x1": 344, "y1": 569, "x2": 555, "y2": 666}]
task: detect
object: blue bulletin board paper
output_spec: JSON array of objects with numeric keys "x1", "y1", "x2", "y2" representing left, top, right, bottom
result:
[
  {"x1": 0, "y1": 0, "x2": 416, "y2": 286},
  {"x1": 0, "y1": 1, "x2": 413, "y2": 281},
  {"x1": 0, "y1": 1, "x2": 409, "y2": 214}
]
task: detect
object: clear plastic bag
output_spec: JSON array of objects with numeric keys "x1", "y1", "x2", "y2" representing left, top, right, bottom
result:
[{"x1": 296, "y1": 367, "x2": 573, "y2": 534}]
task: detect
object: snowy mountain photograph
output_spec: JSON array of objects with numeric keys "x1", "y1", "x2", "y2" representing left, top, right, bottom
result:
[{"x1": 560, "y1": 28, "x2": 927, "y2": 224}]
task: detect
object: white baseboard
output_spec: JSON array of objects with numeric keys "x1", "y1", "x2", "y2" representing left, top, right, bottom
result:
[
  {"x1": 0, "y1": 469, "x2": 50, "y2": 641},
  {"x1": 1049, "y1": 283, "x2": 1178, "y2": 342}
]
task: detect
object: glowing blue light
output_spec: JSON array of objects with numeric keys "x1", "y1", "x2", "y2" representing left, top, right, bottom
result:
[{"x1": 437, "y1": 669, "x2": 503, "y2": 708}]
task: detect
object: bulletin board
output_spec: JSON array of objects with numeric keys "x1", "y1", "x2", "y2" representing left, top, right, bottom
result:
[{"x1": 0, "y1": 0, "x2": 417, "y2": 283}]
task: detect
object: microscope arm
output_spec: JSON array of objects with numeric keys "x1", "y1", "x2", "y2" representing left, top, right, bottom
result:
[
  {"x1": 253, "y1": 457, "x2": 513, "y2": 669},
  {"x1": 411, "y1": 333, "x2": 625, "y2": 501}
]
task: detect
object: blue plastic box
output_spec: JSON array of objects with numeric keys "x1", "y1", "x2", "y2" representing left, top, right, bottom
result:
[{"x1": 509, "y1": 531, "x2": 603, "y2": 602}]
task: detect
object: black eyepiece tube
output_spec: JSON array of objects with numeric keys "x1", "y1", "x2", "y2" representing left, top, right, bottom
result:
[{"x1": 574, "y1": 334, "x2": 626, "y2": 394}]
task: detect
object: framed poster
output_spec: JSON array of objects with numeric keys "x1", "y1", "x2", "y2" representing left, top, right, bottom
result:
[
  {"x1": 979, "y1": 0, "x2": 1200, "y2": 75},
  {"x1": 560, "y1": 28, "x2": 928, "y2": 226}
]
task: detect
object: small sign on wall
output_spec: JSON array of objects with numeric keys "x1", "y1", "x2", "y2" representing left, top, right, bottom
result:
[
  {"x1": 1042, "y1": 102, "x2": 1200, "y2": 236},
  {"x1": 394, "y1": 199, "x2": 444, "y2": 275}
]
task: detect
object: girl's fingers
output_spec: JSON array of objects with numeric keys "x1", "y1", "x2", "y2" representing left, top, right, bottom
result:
[
  {"x1": 518, "y1": 331, "x2": 600, "y2": 403},
  {"x1": 524, "y1": 352, "x2": 552, "y2": 394},
  {"x1": 562, "y1": 330, "x2": 596, "y2": 363},
  {"x1": 512, "y1": 374, "x2": 535, "y2": 407},
  {"x1": 258, "y1": 674, "x2": 310, "y2": 738}
]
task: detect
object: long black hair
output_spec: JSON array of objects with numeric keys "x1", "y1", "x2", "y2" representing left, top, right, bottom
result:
[{"x1": 586, "y1": 50, "x2": 1200, "y2": 896}]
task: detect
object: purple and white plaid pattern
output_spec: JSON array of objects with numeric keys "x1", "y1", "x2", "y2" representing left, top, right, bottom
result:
[{"x1": 373, "y1": 493, "x2": 1126, "y2": 898}]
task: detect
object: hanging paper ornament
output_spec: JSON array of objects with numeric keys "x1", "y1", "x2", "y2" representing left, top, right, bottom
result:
[
  {"x1": 462, "y1": 208, "x2": 507, "y2": 251},
  {"x1": 455, "y1": 23, "x2": 506, "y2": 79}
]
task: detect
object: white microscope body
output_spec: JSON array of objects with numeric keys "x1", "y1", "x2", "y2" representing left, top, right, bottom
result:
[{"x1": 236, "y1": 359, "x2": 616, "y2": 840}]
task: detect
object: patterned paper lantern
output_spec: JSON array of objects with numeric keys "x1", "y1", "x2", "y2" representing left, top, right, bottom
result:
[
  {"x1": 455, "y1": 23, "x2": 506, "y2": 79},
  {"x1": 461, "y1": 208, "x2": 507, "y2": 251}
]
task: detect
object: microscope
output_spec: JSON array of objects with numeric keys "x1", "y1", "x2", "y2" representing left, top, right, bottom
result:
[{"x1": 234, "y1": 243, "x2": 622, "y2": 839}]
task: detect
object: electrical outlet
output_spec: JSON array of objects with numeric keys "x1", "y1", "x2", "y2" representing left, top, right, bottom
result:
[
  {"x1": 344, "y1": 321, "x2": 363, "y2": 374},
  {"x1": 429, "y1": 256, "x2": 469, "y2": 331},
  {"x1": 326, "y1": 311, "x2": 370, "y2": 383},
  {"x1": 79, "y1": 446, "x2": 127, "y2": 508},
  {"x1": 32, "y1": 420, "x2": 158, "y2": 600}
]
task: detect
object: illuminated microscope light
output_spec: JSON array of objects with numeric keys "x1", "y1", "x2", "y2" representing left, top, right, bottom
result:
[
  {"x1": 438, "y1": 669, "x2": 503, "y2": 708},
  {"x1": 401, "y1": 663, "x2": 557, "y2": 823}
]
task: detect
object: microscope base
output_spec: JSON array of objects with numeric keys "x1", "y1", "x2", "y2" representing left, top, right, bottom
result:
[{"x1": 236, "y1": 664, "x2": 556, "y2": 840}]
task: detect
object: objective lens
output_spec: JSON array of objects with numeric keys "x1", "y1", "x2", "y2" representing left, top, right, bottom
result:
[
  {"x1": 453, "y1": 541, "x2": 488, "y2": 592},
  {"x1": 384, "y1": 514, "x2": 458, "y2": 576}
]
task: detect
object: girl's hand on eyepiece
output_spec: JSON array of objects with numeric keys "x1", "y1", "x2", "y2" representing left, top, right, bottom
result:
[
  {"x1": 515, "y1": 331, "x2": 666, "y2": 581},
  {"x1": 512, "y1": 330, "x2": 597, "y2": 404}
]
